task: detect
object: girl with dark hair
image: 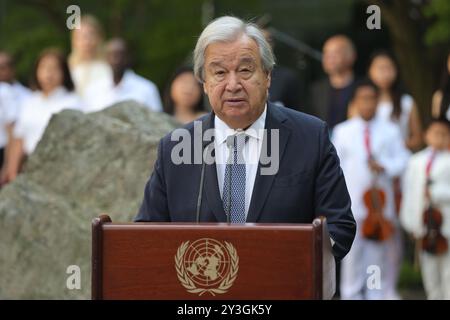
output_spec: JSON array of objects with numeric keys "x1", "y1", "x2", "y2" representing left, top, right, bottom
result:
[
  {"x1": 367, "y1": 50, "x2": 420, "y2": 300},
  {"x1": 30, "y1": 48, "x2": 75, "y2": 92},
  {"x1": 368, "y1": 50, "x2": 423, "y2": 152},
  {"x1": 0, "y1": 49, "x2": 81, "y2": 185},
  {"x1": 163, "y1": 66, "x2": 206, "y2": 124},
  {"x1": 432, "y1": 52, "x2": 450, "y2": 121}
]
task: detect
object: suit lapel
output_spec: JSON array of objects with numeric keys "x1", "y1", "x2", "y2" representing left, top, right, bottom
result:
[
  {"x1": 246, "y1": 103, "x2": 291, "y2": 222},
  {"x1": 201, "y1": 112, "x2": 228, "y2": 222}
]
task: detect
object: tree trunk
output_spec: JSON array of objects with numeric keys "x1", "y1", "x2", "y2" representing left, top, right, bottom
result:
[{"x1": 368, "y1": 0, "x2": 434, "y2": 123}]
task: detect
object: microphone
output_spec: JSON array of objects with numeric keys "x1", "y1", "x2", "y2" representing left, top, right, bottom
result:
[{"x1": 196, "y1": 140, "x2": 214, "y2": 223}]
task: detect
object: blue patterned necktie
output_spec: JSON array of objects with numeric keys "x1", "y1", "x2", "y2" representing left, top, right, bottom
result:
[{"x1": 223, "y1": 134, "x2": 249, "y2": 223}]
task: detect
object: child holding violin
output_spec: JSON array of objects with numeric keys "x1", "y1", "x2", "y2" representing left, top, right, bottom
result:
[
  {"x1": 400, "y1": 117, "x2": 450, "y2": 299},
  {"x1": 332, "y1": 79, "x2": 410, "y2": 299}
]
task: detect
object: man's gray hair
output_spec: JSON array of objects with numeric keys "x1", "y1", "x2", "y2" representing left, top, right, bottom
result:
[{"x1": 193, "y1": 16, "x2": 276, "y2": 83}]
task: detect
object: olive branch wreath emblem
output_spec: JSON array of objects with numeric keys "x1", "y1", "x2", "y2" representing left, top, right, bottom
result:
[{"x1": 174, "y1": 240, "x2": 239, "y2": 296}]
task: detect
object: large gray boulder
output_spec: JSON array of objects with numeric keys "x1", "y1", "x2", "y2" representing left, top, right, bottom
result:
[{"x1": 0, "y1": 101, "x2": 179, "y2": 299}]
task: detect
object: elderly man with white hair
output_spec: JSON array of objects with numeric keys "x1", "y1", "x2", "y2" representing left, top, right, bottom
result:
[{"x1": 135, "y1": 16, "x2": 356, "y2": 262}]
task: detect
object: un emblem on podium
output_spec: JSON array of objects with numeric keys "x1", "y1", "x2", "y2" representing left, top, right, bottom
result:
[{"x1": 175, "y1": 238, "x2": 239, "y2": 296}]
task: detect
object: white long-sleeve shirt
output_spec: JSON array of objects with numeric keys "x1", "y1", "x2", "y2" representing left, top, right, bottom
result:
[
  {"x1": 0, "y1": 83, "x2": 15, "y2": 148},
  {"x1": 13, "y1": 87, "x2": 81, "y2": 154},
  {"x1": 83, "y1": 69, "x2": 162, "y2": 113},
  {"x1": 0, "y1": 81, "x2": 31, "y2": 148},
  {"x1": 400, "y1": 148, "x2": 450, "y2": 239},
  {"x1": 332, "y1": 116, "x2": 410, "y2": 225}
]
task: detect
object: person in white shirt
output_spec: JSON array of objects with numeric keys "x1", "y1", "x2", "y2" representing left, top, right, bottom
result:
[
  {"x1": 400, "y1": 117, "x2": 450, "y2": 300},
  {"x1": 68, "y1": 15, "x2": 112, "y2": 101},
  {"x1": 332, "y1": 79, "x2": 410, "y2": 299},
  {"x1": 0, "y1": 83, "x2": 16, "y2": 170},
  {"x1": 83, "y1": 38, "x2": 162, "y2": 113},
  {"x1": 163, "y1": 66, "x2": 207, "y2": 124},
  {"x1": 1, "y1": 49, "x2": 81, "y2": 185},
  {"x1": 0, "y1": 51, "x2": 32, "y2": 105},
  {"x1": 0, "y1": 52, "x2": 32, "y2": 173}
]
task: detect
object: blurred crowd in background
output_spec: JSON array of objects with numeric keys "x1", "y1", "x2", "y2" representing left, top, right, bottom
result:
[{"x1": 0, "y1": 5, "x2": 449, "y2": 301}]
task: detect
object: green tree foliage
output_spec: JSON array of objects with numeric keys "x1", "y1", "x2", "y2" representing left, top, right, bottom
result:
[
  {"x1": 424, "y1": 0, "x2": 450, "y2": 46},
  {"x1": 0, "y1": 0, "x2": 265, "y2": 93},
  {"x1": 0, "y1": 0, "x2": 205, "y2": 89}
]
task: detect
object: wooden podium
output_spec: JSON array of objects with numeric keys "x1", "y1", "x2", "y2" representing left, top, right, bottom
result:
[{"x1": 92, "y1": 215, "x2": 336, "y2": 300}]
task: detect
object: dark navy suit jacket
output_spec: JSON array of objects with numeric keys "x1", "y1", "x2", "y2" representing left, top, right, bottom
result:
[{"x1": 135, "y1": 102, "x2": 356, "y2": 261}]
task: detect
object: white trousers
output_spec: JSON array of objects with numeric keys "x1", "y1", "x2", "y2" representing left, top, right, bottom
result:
[
  {"x1": 340, "y1": 233, "x2": 388, "y2": 299},
  {"x1": 420, "y1": 250, "x2": 450, "y2": 300}
]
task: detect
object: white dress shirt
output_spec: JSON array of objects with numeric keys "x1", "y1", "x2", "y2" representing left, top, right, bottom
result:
[
  {"x1": 83, "y1": 69, "x2": 162, "y2": 113},
  {"x1": 1, "y1": 81, "x2": 30, "y2": 147},
  {"x1": 0, "y1": 83, "x2": 15, "y2": 148},
  {"x1": 13, "y1": 87, "x2": 82, "y2": 154},
  {"x1": 214, "y1": 105, "x2": 267, "y2": 219},
  {"x1": 11, "y1": 81, "x2": 32, "y2": 104}
]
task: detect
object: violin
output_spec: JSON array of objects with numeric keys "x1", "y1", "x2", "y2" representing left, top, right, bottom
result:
[
  {"x1": 422, "y1": 180, "x2": 448, "y2": 255},
  {"x1": 362, "y1": 168, "x2": 394, "y2": 242}
]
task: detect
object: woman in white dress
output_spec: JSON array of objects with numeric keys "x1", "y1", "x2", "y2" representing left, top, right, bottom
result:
[
  {"x1": 68, "y1": 15, "x2": 112, "y2": 102},
  {"x1": 368, "y1": 50, "x2": 423, "y2": 151},
  {"x1": 0, "y1": 49, "x2": 81, "y2": 184},
  {"x1": 367, "y1": 50, "x2": 422, "y2": 300}
]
